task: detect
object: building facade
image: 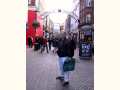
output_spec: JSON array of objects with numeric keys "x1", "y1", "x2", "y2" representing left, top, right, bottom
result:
[
  {"x1": 70, "y1": 0, "x2": 80, "y2": 33},
  {"x1": 65, "y1": 15, "x2": 71, "y2": 33},
  {"x1": 26, "y1": 0, "x2": 44, "y2": 46},
  {"x1": 65, "y1": 0, "x2": 80, "y2": 33},
  {"x1": 79, "y1": 0, "x2": 94, "y2": 42},
  {"x1": 79, "y1": 0, "x2": 94, "y2": 25}
]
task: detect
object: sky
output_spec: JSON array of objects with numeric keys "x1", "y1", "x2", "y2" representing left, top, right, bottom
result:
[
  {"x1": 43, "y1": 0, "x2": 74, "y2": 24},
  {"x1": 49, "y1": 13, "x2": 67, "y2": 24}
]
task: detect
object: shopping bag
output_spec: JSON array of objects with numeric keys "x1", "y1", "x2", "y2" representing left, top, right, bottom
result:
[{"x1": 63, "y1": 57, "x2": 76, "y2": 72}]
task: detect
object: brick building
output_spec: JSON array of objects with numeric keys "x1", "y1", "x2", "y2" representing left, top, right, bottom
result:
[
  {"x1": 79, "y1": 0, "x2": 94, "y2": 25},
  {"x1": 79, "y1": 0, "x2": 94, "y2": 42}
]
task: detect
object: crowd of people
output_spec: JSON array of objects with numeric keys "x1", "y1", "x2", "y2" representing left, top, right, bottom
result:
[
  {"x1": 27, "y1": 33, "x2": 77, "y2": 86},
  {"x1": 27, "y1": 34, "x2": 76, "y2": 53}
]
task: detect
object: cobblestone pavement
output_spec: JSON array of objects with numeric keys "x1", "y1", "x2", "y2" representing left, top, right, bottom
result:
[{"x1": 26, "y1": 48, "x2": 94, "y2": 90}]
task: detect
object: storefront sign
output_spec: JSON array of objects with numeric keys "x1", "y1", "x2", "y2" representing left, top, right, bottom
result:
[{"x1": 79, "y1": 42, "x2": 92, "y2": 57}]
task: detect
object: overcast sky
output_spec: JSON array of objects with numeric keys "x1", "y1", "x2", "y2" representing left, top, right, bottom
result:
[{"x1": 44, "y1": 0, "x2": 74, "y2": 24}]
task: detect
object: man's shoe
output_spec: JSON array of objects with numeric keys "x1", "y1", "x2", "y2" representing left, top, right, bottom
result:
[
  {"x1": 56, "y1": 76, "x2": 64, "y2": 80},
  {"x1": 63, "y1": 81, "x2": 69, "y2": 86}
]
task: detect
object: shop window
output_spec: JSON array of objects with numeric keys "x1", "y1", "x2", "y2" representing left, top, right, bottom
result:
[
  {"x1": 86, "y1": 14, "x2": 91, "y2": 23},
  {"x1": 86, "y1": 0, "x2": 91, "y2": 7}
]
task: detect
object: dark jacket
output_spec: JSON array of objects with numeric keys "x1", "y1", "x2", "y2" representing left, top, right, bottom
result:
[
  {"x1": 57, "y1": 38, "x2": 76, "y2": 57},
  {"x1": 48, "y1": 38, "x2": 52, "y2": 45},
  {"x1": 66, "y1": 39, "x2": 76, "y2": 57},
  {"x1": 52, "y1": 39, "x2": 58, "y2": 47},
  {"x1": 57, "y1": 39, "x2": 67, "y2": 57},
  {"x1": 43, "y1": 38, "x2": 48, "y2": 45}
]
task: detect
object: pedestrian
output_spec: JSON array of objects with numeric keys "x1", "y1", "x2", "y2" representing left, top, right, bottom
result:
[
  {"x1": 28, "y1": 37, "x2": 33, "y2": 48},
  {"x1": 41, "y1": 37, "x2": 49, "y2": 53},
  {"x1": 40, "y1": 37, "x2": 44, "y2": 53},
  {"x1": 56, "y1": 35, "x2": 76, "y2": 86},
  {"x1": 51, "y1": 38, "x2": 54, "y2": 51},
  {"x1": 52, "y1": 38, "x2": 58, "y2": 53},
  {"x1": 37, "y1": 37, "x2": 41, "y2": 50},
  {"x1": 48, "y1": 37, "x2": 52, "y2": 50}
]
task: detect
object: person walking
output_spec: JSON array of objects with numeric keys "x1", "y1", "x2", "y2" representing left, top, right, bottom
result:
[
  {"x1": 48, "y1": 37, "x2": 52, "y2": 50},
  {"x1": 40, "y1": 37, "x2": 44, "y2": 53},
  {"x1": 28, "y1": 37, "x2": 33, "y2": 48},
  {"x1": 34, "y1": 36, "x2": 40, "y2": 51},
  {"x1": 56, "y1": 35, "x2": 76, "y2": 86},
  {"x1": 52, "y1": 38, "x2": 58, "y2": 53},
  {"x1": 56, "y1": 37, "x2": 67, "y2": 84},
  {"x1": 42, "y1": 37, "x2": 49, "y2": 53}
]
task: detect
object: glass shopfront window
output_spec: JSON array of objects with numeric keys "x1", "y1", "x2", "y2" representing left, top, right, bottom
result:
[
  {"x1": 85, "y1": 0, "x2": 91, "y2": 7},
  {"x1": 86, "y1": 14, "x2": 91, "y2": 23}
]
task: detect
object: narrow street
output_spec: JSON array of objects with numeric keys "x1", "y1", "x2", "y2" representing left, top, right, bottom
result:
[{"x1": 26, "y1": 48, "x2": 94, "y2": 90}]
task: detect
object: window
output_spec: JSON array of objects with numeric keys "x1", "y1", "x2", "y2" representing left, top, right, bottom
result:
[
  {"x1": 89, "y1": 1, "x2": 91, "y2": 6},
  {"x1": 28, "y1": 0, "x2": 35, "y2": 6},
  {"x1": 28, "y1": 0, "x2": 31, "y2": 5},
  {"x1": 86, "y1": 14, "x2": 91, "y2": 23},
  {"x1": 85, "y1": 0, "x2": 91, "y2": 7}
]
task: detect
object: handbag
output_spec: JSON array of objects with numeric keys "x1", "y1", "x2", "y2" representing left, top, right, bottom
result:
[{"x1": 63, "y1": 57, "x2": 76, "y2": 72}]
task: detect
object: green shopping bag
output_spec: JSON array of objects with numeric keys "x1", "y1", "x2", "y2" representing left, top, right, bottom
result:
[{"x1": 63, "y1": 57, "x2": 76, "y2": 72}]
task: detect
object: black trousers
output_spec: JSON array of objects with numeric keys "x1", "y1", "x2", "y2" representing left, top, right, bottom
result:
[{"x1": 49, "y1": 43, "x2": 51, "y2": 50}]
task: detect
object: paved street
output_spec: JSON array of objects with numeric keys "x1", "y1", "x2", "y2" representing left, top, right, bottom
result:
[{"x1": 26, "y1": 48, "x2": 94, "y2": 90}]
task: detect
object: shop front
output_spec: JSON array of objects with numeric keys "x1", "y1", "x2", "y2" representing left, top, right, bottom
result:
[
  {"x1": 26, "y1": 10, "x2": 43, "y2": 47},
  {"x1": 79, "y1": 25, "x2": 93, "y2": 59}
]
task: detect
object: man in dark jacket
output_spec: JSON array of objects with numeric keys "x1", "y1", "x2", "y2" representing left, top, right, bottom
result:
[
  {"x1": 56, "y1": 37, "x2": 68, "y2": 85},
  {"x1": 56, "y1": 36, "x2": 76, "y2": 86}
]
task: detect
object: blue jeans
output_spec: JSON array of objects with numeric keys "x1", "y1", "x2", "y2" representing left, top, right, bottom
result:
[{"x1": 58, "y1": 57, "x2": 69, "y2": 82}]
